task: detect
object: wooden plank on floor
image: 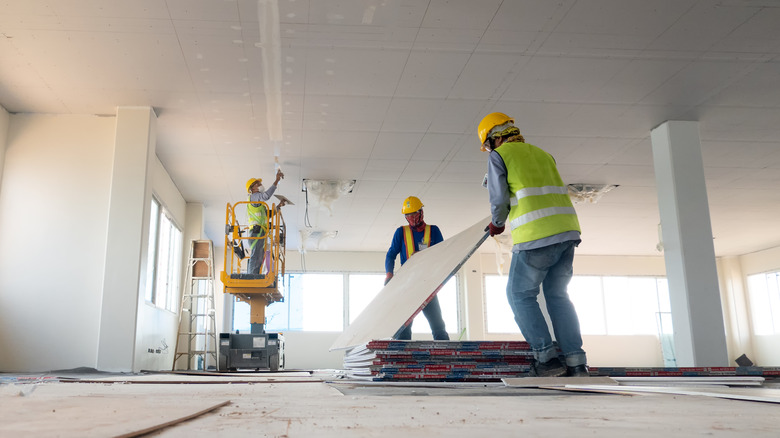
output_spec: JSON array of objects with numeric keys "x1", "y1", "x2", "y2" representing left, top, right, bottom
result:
[
  {"x1": 115, "y1": 400, "x2": 229, "y2": 437},
  {"x1": 0, "y1": 386, "x2": 231, "y2": 437}
]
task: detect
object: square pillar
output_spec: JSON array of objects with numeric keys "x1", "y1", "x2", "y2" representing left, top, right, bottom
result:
[{"x1": 651, "y1": 121, "x2": 728, "y2": 366}]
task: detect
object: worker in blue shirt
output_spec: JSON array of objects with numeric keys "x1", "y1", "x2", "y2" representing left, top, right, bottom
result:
[{"x1": 385, "y1": 196, "x2": 450, "y2": 341}]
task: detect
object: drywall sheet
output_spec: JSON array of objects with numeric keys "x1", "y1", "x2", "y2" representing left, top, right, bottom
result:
[
  {"x1": 330, "y1": 216, "x2": 491, "y2": 350},
  {"x1": 503, "y1": 377, "x2": 618, "y2": 387}
]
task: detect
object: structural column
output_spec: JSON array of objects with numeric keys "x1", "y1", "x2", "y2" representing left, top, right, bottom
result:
[
  {"x1": 97, "y1": 107, "x2": 157, "y2": 371},
  {"x1": 650, "y1": 121, "x2": 728, "y2": 366}
]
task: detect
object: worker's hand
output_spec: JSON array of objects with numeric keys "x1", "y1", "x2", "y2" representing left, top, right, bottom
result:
[
  {"x1": 488, "y1": 222, "x2": 505, "y2": 236},
  {"x1": 384, "y1": 272, "x2": 393, "y2": 286},
  {"x1": 274, "y1": 169, "x2": 284, "y2": 185}
]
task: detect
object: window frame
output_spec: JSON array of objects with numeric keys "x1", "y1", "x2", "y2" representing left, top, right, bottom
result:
[
  {"x1": 483, "y1": 273, "x2": 670, "y2": 336},
  {"x1": 231, "y1": 271, "x2": 461, "y2": 334},
  {"x1": 144, "y1": 196, "x2": 183, "y2": 313}
]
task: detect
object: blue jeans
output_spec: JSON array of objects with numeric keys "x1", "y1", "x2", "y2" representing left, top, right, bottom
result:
[
  {"x1": 394, "y1": 295, "x2": 450, "y2": 340},
  {"x1": 506, "y1": 240, "x2": 586, "y2": 367},
  {"x1": 248, "y1": 231, "x2": 266, "y2": 275}
]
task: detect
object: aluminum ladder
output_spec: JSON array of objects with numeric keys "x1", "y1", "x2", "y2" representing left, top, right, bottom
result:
[{"x1": 173, "y1": 240, "x2": 218, "y2": 370}]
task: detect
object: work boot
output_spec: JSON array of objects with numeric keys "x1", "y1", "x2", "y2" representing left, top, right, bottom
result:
[
  {"x1": 567, "y1": 364, "x2": 590, "y2": 377},
  {"x1": 528, "y1": 357, "x2": 567, "y2": 377}
]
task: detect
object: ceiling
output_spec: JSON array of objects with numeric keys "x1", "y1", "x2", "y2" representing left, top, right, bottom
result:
[{"x1": 2, "y1": 0, "x2": 780, "y2": 257}]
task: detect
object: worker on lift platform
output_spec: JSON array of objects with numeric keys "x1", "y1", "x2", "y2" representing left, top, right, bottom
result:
[{"x1": 246, "y1": 168, "x2": 284, "y2": 276}]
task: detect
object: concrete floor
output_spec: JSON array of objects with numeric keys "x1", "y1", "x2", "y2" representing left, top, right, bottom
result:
[{"x1": 2, "y1": 370, "x2": 780, "y2": 437}]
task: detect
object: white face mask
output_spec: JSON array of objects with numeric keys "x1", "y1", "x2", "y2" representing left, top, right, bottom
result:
[{"x1": 256, "y1": 184, "x2": 265, "y2": 192}]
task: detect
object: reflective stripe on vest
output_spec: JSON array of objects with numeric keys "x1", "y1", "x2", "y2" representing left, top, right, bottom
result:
[
  {"x1": 496, "y1": 142, "x2": 580, "y2": 244},
  {"x1": 247, "y1": 197, "x2": 268, "y2": 231},
  {"x1": 402, "y1": 225, "x2": 431, "y2": 259}
]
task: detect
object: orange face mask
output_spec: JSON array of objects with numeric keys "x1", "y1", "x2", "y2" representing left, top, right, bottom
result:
[{"x1": 405, "y1": 210, "x2": 424, "y2": 229}]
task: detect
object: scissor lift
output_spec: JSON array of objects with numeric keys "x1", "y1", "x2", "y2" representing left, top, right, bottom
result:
[{"x1": 219, "y1": 200, "x2": 286, "y2": 371}]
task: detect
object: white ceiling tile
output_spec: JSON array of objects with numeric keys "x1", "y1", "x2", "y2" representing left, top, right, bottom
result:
[
  {"x1": 589, "y1": 59, "x2": 688, "y2": 104},
  {"x1": 304, "y1": 47, "x2": 408, "y2": 97},
  {"x1": 648, "y1": 1, "x2": 757, "y2": 52},
  {"x1": 503, "y1": 56, "x2": 631, "y2": 102},
  {"x1": 166, "y1": 0, "x2": 241, "y2": 21},
  {"x1": 640, "y1": 60, "x2": 758, "y2": 106},
  {"x1": 302, "y1": 95, "x2": 390, "y2": 130},
  {"x1": 422, "y1": 0, "x2": 501, "y2": 29},
  {"x1": 399, "y1": 160, "x2": 442, "y2": 182},
  {"x1": 712, "y1": 7, "x2": 780, "y2": 53},
  {"x1": 382, "y1": 98, "x2": 441, "y2": 132},
  {"x1": 449, "y1": 53, "x2": 525, "y2": 100},
  {"x1": 436, "y1": 161, "x2": 485, "y2": 184},
  {"x1": 557, "y1": 0, "x2": 691, "y2": 38},
  {"x1": 395, "y1": 51, "x2": 472, "y2": 98},
  {"x1": 306, "y1": 0, "x2": 426, "y2": 27},
  {"x1": 490, "y1": 1, "x2": 575, "y2": 32},
  {"x1": 428, "y1": 100, "x2": 486, "y2": 134},
  {"x1": 389, "y1": 181, "x2": 428, "y2": 198},
  {"x1": 369, "y1": 132, "x2": 424, "y2": 160},
  {"x1": 411, "y1": 133, "x2": 462, "y2": 161},
  {"x1": 297, "y1": 156, "x2": 368, "y2": 179},
  {"x1": 300, "y1": 130, "x2": 377, "y2": 158},
  {"x1": 710, "y1": 63, "x2": 780, "y2": 107},
  {"x1": 564, "y1": 138, "x2": 637, "y2": 166},
  {"x1": 3, "y1": 0, "x2": 780, "y2": 256},
  {"x1": 361, "y1": 159, "x2": 407, "y2": 182}
]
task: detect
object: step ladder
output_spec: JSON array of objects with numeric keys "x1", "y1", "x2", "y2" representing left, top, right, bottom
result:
[{"x1": 173, "y1": 240, "x2": 218, "y2": 371}]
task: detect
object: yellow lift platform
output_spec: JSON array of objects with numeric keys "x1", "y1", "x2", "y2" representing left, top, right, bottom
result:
[{"x1": 218, "y1": 199, "x2": 286, "y2": 371}]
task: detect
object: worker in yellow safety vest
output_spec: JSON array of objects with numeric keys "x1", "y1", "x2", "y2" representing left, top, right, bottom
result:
[
  {"x1": 384, "y1": 196, "x2": 450, "y2": 340},
  {"x1": 479, "y1": 112, "x2": 588, "y2": 378},
  {"x1": 246, "y1": 168, "x2": 284, "y2": 275}
]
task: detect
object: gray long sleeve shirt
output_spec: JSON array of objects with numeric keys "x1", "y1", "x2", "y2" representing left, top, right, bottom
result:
[{"x1": 249, "y1": 184, "x2": 277, "y2": 205}]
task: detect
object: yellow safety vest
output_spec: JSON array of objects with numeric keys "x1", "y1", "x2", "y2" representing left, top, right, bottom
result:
[
  {"x1": 402, "y1": 225, "x2": 431, "y2": 259},
  {"x1": 247, "y1": 197, "x2": 268, "y2": 232},
  {"x1": 496, "y1": 141, "x2": 580, "y2": 244}
]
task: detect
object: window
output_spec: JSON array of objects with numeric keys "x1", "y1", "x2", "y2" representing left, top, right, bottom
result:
[
  {"x1": 747, "y1": 271, "x2": 780, "y2": 335},
  {"x1": 143, "y1": 197, "x2": 182, "y2": 312},
  {"x1": 348, "y1": 274, "x2": 384, "y2": 324},
  {"x1": 484, "y1": 275, "x2": 519, "y2": 333},
  {"x1": 234, "y1": 273, "x2": 344, "y2": 332},
  {"x1": 233, "y1": 272, "x2": 460, "y2": 335},
  {"x1": 484, "y1": 274, "x2": 670, "y2": 336},
  {"x1": 409, "y1": 277, "x2": 458, "y2": 335}
]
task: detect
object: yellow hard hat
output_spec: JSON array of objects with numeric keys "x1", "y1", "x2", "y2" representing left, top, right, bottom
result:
[
  {"x1": 478, "y1": 112, "x2": 514, "y2": 151},
  {"x1": 402, "y1": 196, "x2": 424, "y2": 214},
  {"x1": 246, "y1": 178, "x2": 262, "y2": 193}
]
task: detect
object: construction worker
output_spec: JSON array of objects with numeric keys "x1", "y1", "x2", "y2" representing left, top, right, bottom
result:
[
  {"x1": 479, "y1": 112, "x2": 588, "y2": 377},
  {"x1": 385, "y1": 196, "x2": 450, "y2": 341},
  {"x1": 246, "y1": 168, "x2": 284, "y2": 276}
]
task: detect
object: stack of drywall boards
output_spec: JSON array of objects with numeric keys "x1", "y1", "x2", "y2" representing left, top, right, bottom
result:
[{"x1": 345, "y1": 340, "x2": 534, "y2": 381}]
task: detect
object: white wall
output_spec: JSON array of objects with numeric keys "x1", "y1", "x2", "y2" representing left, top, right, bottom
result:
[
  {"x1": 0, "y1": 114, "x2": 115, "y2": 372},
  {"x1": 0, "y1": 105, "x2": 9, "y2": 192},
  {"x1": 738, "y1": 246, "x2": 780, "y2": 365},
  {"x1": 251, "y1": 245, "x2": 780, "y2": 370},
  {"x1": 0, "y1": 112, "x2": 191, "y2": 373},
  {"x1": 222, "y1": 248, "x2": 672, "y2": 370},
  {"x1": 133, "y1": 157, "x2": 188, "y2": 372}
]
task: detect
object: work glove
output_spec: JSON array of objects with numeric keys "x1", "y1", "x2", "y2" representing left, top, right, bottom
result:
[
  {"x1": 384, "y1": 272, "x2": 393, "y2": 286},
  {"x1": 488, "y1": 222, "x2": 505, "y2": 236}
]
